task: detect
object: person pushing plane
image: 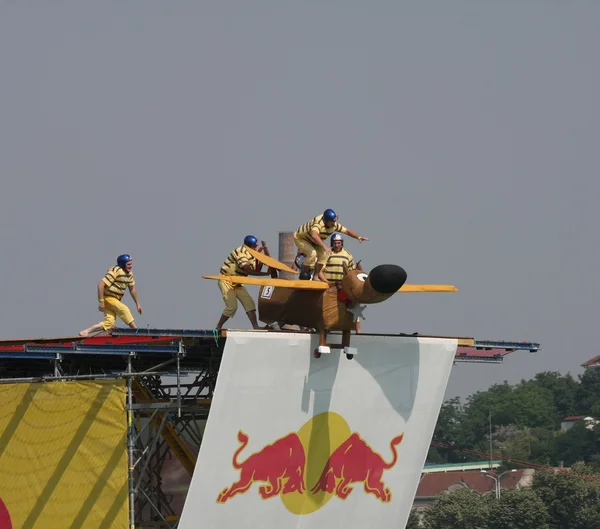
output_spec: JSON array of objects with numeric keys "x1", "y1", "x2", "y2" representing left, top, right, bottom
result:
[
  {"x1": 215, "y1": 235, "x2": 272, "y2": 331},
  {"x1": 79, "y1": 254, "x2": 142, "y2": 337}
]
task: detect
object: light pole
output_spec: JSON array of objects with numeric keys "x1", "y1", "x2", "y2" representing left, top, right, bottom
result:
[{"x1": 480, "y1": 469, "x2": 517, "y2": 499}]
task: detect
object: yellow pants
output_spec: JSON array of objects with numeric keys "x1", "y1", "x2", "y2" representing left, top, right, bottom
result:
[
  {"x1": 218, "y1": 280, "x2": 256, "y2": 318},
  {"x1": 294, "y1": 234, "x2": 328, "y2": 267},
  {"x1": 102, "y1": 296, "x2": 135, "y2": 330}
]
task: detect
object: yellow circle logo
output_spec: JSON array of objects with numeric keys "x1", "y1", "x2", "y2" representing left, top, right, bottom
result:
[
  {"x1": 217, "y1": 411, "x2": 404, "y2": 515},
  {"x1": 281, "y1": 411, "x2": 351, "y2": 514}
]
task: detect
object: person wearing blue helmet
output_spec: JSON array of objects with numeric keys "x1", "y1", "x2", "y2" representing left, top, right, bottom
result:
[
  {"x1": 215, "y1": 235, "x2": 272, "y2": 330},
  {"x1": 293, "y1": 209, "x2": 368, "y2": 283},
  {"x1": 79, "y1": 254, "x2": 143, "y2": 336}
]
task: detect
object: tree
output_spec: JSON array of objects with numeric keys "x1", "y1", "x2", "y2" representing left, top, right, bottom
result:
[
  {"x1": 421, "y1": 488, "x2": 491, "y2": 529},
  {"x1": 571, "y1": 460, "x2": 597, "y2": 475},
  {"x1": 488, "y1": 425, "x2": 556, "y2": 465},
  {"x1": 461, "y1": 381, "x2": 557, "y2": 449},
  {"x1": 554, "y1": 421, "x2": 600, "y2": 467},
  {"x1": 508, "y1": 381, "x2": 559, "y2": 430},
  {"x1": 461, "y1": 382, "x2": 513, "y2": 444},
  {"x1": 431, "y1": 397, "x2": 473, "y2": 463},
  {"x1": 527, "y1": 427, "x2": 557, "y2": 465},
  {"x1": 576, "y1": 369, "x2": 600, "y2": 416},
  {"x1": 489, "y1": 424, "x2": 532, "y2": 462},
  {"x1": 533, "y1": 371, "x2": 579, "y2": 425},
  {"x1": 487, "y1": 488, "x2": 549, "y2": 529},
  {"x1": 405, "y1": 508, "x2": 421, "y2": 529},
  {"x1": 428, "y1": 369, "x2": 600, "y2": 471},
  {"x1": 532, "y1": 469, "x2": 600, "y2": 529}
]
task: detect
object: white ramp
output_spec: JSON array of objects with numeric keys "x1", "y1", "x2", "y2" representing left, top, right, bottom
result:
[{"x1": 179, "y1": 331, "x2": 456, "y2": 529}]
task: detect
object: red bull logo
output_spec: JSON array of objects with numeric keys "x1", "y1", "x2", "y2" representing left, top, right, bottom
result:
[
  {"x1": 0, "y1": 497, "x2": 11, "y2": 529},
  {"x1": 310, "y1": 432, "x2": 404, "y2": 502},
  {"x1": 217, "y1": 412, "x2": 404, "y2": 514},
  {"x1": 217, "y1": 431, "x2": 306, "y2": 503}
]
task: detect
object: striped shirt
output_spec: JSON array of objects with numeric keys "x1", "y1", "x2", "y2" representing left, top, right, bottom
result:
[
  {"x1": 324, "y1": 249, "x2": 355, "y2": 282},
  {"x1": 295, "y1": 214, "x2": 348, "y2": 243},
  {"x1": 220, "y1": 246, "x2": 256, "y2": 276},
  {"x1": 102, "y1": 266, "x2": 135, "y2": 300}
]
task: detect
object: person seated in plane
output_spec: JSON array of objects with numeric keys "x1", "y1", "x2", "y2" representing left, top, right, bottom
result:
[
  {"x1": 324, "y1": 233, "x2": 355, "y2": 283},
  {"x1": 324, "y1": 233, "x2": 361, "y2": 333}
]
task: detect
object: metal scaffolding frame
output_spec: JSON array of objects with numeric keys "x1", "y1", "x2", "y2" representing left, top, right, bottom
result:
[
  {"x1": 0, "y1": 328, "x2": 540, "y2": 528},
  {"x1": 0, "y1": 329, "x2": 222, "y2": 529}
]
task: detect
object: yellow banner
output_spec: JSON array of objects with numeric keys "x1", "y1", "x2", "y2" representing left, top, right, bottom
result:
[{"x1": 0, "y1": 380, "x2": 128, "y2": 529}]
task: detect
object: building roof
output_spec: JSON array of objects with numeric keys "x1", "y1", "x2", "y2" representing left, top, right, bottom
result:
[
  {"x1": 582, "y1": 355, "x2": 600, "y2": 367},
  {"x1": 416, "y1": 469, "x2": 529, "y2": 497},
  {"x1": 423, "y1": 461, "x2": 502, "y2": 473},
  {"x1": 562, "y1": 416, "x2": 588, "y2": 422}
]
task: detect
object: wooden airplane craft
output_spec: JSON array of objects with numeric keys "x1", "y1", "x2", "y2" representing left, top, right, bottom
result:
[{"x1": 203, "y1": 248, "x2": 457, "y2": 359}]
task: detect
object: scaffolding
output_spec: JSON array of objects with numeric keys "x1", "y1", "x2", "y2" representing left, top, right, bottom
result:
[{"x1": 0, "y1": 328, "x2": 539, "y2": 528}]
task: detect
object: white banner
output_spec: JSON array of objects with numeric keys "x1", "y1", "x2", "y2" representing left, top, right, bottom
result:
[{"x1": 179, "y1": 332, "x2": 457, "y2": 529}]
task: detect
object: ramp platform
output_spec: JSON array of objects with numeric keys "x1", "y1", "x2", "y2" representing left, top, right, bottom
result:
[
  {"x1": 0, "y1": 328, "x2": 539, "y2": 528},
  {"x1": 179, "y1": 331, "x2": 457, "y2": 529}
]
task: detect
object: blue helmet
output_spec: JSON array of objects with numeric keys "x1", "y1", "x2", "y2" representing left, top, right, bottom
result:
[
  {"x1": 323, "y1": 209, "x2": 337, "y2": 222},
  {"x1": 244, "y1": 235, "x2": 258, "y2": 247},
  {"x1": 117, "y1": 254, "x2": 132, "y2": 268}
]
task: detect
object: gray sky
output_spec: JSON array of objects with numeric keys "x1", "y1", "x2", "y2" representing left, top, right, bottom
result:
[{"x1": 0, "y1": 1, "x2": 597, "y2": 400}]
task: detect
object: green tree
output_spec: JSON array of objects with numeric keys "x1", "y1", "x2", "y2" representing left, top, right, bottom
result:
[
  {"x1": 428, "y1": 369, "x2": 600, "y2": 470},
  {"x1": 461, "y1": 381, "x2": 557, "y2": 448},
  {"x1": 554, "y1": 421, "x2": 600, "y2": 467},
  {"x1": 489, "y1": 424, "x2": 531, "y2": 462},
  {"x1": 527, "y1": 427, "x2": 557, "y2": 465},
  {"x1": 489, "y1": 425, "x2": 556, "y2": 465},
  {"x1": 586, "y1": 454, "x2": 600, "y2": 473},
  {"x1": 431, "y1": 397, "x2": 474, "y2": 463},
  {"x1": 461, "y1": 382, "x2": 513, "y2": 445},
  {"x1": 532, "y1": 469, "x2": 600, "y2": 529},
  {"x1": 509, "y1": 381, "x2": 560, "y2": 430},
  {"x1": 533, "y1": 371, "x2": 579, "y2": 424},
  {"x1": 405, "y1": 508, "x2": 421, "y2": 529},
  {"x1": 422, "y1": 488, "x2": 491, "y2": 529},
  {"x1": 571, "y1": 460, "x2": 597, "y2": 475},
  {"x1": 576, "y1": 369, "x2": 600, "y2": 415},
  {"x1": 487, "y1": 488, "x2": 549, "y2": 529}
]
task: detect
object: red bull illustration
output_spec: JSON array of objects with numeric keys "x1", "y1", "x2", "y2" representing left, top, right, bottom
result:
[
  {"x1": 217, "y1": 430, "x2": 306, "y2": 503},
  {"x1": 0, "y1": 497, "x2": 11, "y2": 529},
  {"x1": 310, "y1": 433, "x2": 404, "y2": 502},
  {"x1": 217, "y1": 412, "x2": 404, "y2": 514}
]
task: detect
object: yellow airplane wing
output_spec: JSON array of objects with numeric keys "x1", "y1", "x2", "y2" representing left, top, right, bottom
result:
[
  {"x1": 399, "y1": 284, "x2": 458, "y2": 292},
  {"x1": 202, "y1": 275, "x2": 329, "y2": 290},
  {"x1": 245, "y1": 246, "x2": 299, "y2": 275},
  {"x1": 204, "y1": 275, "x2": 457, "y2": 292}
]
